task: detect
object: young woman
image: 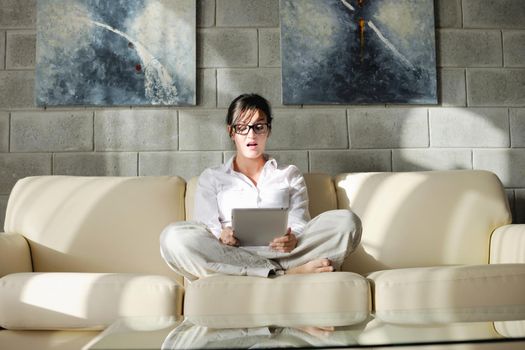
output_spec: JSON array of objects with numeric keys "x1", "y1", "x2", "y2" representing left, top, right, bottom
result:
[{"x1": 160, "y1": 94, "x2": 361, "y2": 281}]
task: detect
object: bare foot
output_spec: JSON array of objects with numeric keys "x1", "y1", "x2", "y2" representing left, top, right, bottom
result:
[{"x1": 285, "y1": 258, "x2": 334, "y2": 274}]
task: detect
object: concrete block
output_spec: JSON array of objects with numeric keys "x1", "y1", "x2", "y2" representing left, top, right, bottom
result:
[
  {"x1": 0, "y1": 0, "x2": 37, "y2": 28},
  {"x1": 223, "y1": 150, "x2": 236, "y2": 160},
  {"x1": 95, "y1": 109, "x2": 178, "y2": 151},
  {"x1": 216, "y1": 0, "x2": 279, "y2": 27},
  {"x1": 0, "y1": 31, "x2": 5, "y2": 70},
  {"x1": 435, "y1": 0, "x2": 462, "y2": 28},
  {"x1": 309, "y1": 150, "x2": 391, "y2": 175},
  {"x1": 217, "y1": 68, "x2": 281, "y2": 108},
  {"x1": 270, "y1": 151, "x2": 309, "y2": 173},
  {"x1": 197, "y1": 69, "x2": 217, "y2": 108},
  {"x1": 224, "y1": 150, "x2": 309, "y2": 173},
  {"x1": 437, "y1": 30, "x2": 502, "y2": 67},
  {"x1": 259, "y1": 28, "x2": 280, "y2": 67},
  {"x1": 503, "y1": 31, "x2": 525, "y2": 67},
  {"x1": 54, "y1": 152, "x2": 138, "y2": 176},
  {"x1": 392, "y1": 149, "x2": 472, "y2": 171},
  {"x1": 179, "y1": 110, "x2": 234, "y2": 150},
  {"x1": 271, "y1": 151, "x2": 308, "y2": 173},
  {"x1": 0, "y1": 195, "x2": 8, "y2": 229},
  {"x1": 5, "y1": 31, "x2": 36, "y2": 69},
  {"x1": 199, "y1": 29, "x2": 257, "y2": 68},
  {"x1": 473, "y1": 149, "x2": 525, "y2": 187},
  {"x1": 139, "y1": 151, "x2": 223, "y2": 180},
  {"x1": 430, "y1": 108, "x2": 509, "y2": 147},
  {"x1": 197, "y1": 0, "x2": 215, "y2": 27},
  {"x1": 463, "y1": 0, "x2": 525, "y2": 29},
  {"x1": 0, "y1": 112, "x2": 8, "y2": 152},
  {"x1": 439, "y1": 68, "x2": 466, "y2": 106},
  {"x1": 11, "y1": 111, "x2": 93, "y2": 152},
  {"x1": 348, "y1": 108, "x2": 428, "y2": 149},
  {"x1": 0, "y1": 71, "x2": 35, "y2": 108},
  {"x1": 510, "y1": 109, "x2": 525, "y2": 147},
  {"x1": 0, "y1": 153, "x2": 51, "y2": 194},
  {"x1": 467, "y1": 69, "x2": 525, "y2": 107},
  {"x1": 515, "y1": 189, "x2": 525, "y2": 224},
  {"x1": 267, "y1": 109, "x2": 348, "y2": 150}
]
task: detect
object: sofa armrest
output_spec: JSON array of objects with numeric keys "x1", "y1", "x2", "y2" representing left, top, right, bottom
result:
[
  {"x1": 490, "y1": 224, "x2": 525, "y2": 264},
  {"x1": 0, "y1": 233, "x2": 33, "y2": 278}
]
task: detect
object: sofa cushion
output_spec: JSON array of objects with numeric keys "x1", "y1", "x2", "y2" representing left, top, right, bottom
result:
[
  {"x1": 0, "y1": 273, "x2": 180, "y2": 330},
  {"x1": 490, "y1": 224, "x2": 525, "y2": 263},
  {"x1": 4, "y1": 176, "x2": 185, "y2": 286},
  {"x1": 369, "y1": 264, "x2": 525, "y2": 324},
  {"x1": 494, "y1": 320, "x2": 525, "y2": 338},
  {"x1": 185, "y1": 176, "x2": 199, "y2": 221},
  {"x1": 0, "y1": 233, "x2": 32, "y2": 278},
  {"x1": 183, "y1": 272, "x2": 370, "y2": 328},
  {"x1": 335, "y1": 171, "x2": 512, "y2": 274},
  {"x1": 303, "y1": 173, "x2": 338, "y2": 218}
]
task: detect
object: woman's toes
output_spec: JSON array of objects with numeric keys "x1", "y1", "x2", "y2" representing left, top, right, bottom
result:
[{"x1": 318, "y1": 265, "x2": 334, "y2": 273}]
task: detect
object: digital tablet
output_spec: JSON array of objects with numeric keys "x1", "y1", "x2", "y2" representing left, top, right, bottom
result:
[{"x1": 231, "y1": 208, "x2": 289, "y2": 247}]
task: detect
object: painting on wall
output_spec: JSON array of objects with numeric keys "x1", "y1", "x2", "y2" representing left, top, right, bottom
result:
[
  {"x1": 280, "y1": 0, "x2": 437, "y2": 105},
  {"x1": 36, "y1": 0, "x2": 196, "y2": 106}
]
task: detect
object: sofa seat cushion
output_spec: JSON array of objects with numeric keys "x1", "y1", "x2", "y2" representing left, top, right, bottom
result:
[
  {"x1": 0, "y1": 273, "x2": 180, "y2": 330},
  {"x1": 183, "y1": 272, "x2": 370, "y2": 328},
  {"x1": 369, "y1": 264, "x2": 525, "y2": 324}
]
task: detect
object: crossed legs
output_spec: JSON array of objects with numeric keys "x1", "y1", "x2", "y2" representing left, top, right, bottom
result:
[{"x1": 160, "y1": 209, "x2": 361, "y2": 281}]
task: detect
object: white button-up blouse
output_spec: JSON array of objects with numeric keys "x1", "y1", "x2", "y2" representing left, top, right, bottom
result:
[{"x1": 193, "y1": 156, "x2": 311, "y2": 239}]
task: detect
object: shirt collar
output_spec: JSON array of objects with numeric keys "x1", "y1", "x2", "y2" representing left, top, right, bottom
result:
[{"x1": 223, "y1": 154, "x2": 278, "y2": 174}]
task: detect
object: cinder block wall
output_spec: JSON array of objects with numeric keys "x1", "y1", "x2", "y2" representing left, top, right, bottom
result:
[{"x1": 1, "y1": 0, "x2": 524, "y2": 226}]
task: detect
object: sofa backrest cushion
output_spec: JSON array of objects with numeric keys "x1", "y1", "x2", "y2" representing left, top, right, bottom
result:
[
  {"x1": 335, "y1": 170, "x2": 512, "y2": 275},
  {"x1": 4, "y1": 176, "x2": 185, "y2": 284},
  {"x1": 303, "y1": 173, "x2": 338, "y2": 218},
  {"x1": 184, "y1": 173, "x2": 338, "y2": 221},
  {"x1": 185, "y1": 177, "x2": 198, "y2": 221}
]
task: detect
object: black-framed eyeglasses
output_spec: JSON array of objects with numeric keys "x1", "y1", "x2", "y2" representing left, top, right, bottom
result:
[{"x1": 232, "y1": 123, "x2": 270, "y2": 135}]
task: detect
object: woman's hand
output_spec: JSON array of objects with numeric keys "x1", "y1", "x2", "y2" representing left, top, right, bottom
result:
[
  {"x1": 219, "y1": 227, "x2": 239, "y2": 246},
  {"x1": 270, "y1": 228, "x2": 297, "y2": 252}
]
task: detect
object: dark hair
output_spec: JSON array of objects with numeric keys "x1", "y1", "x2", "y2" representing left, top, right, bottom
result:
[{"x1": 226, "y1": 94, "x2": 272, "y2": 135}]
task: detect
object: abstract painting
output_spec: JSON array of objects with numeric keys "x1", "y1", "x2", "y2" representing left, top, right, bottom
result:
[
  {"x1": 280, "y1": 0, "x2": 437, "y2": 105},
  {"x1": 36, "y1": 0, "x2": 195, "y2": 106}
]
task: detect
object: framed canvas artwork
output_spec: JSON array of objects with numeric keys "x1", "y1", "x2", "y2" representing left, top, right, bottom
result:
[
  {"x1": 36, "y1": 0, "x2": 196, "y2": 106},
  {"x1": 280, "y1": 0, "x2": 437, "y2": 105}
]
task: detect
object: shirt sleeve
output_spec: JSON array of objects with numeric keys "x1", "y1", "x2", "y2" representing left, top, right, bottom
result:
[
  {"x1": 287, "y1": 166, "x2": 311, "y2": 235},
  {"x1": 193, "y1": 169, "x2": 222, "y2": 239}
]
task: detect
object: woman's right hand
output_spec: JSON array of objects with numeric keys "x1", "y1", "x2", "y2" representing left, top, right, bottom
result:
[{"x1": 219, "y1": 227, "x2": 239, "y2": 246}]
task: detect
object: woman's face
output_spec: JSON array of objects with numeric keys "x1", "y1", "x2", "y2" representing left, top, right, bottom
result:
[{"x1": 229, "y1": 109, "x2": 269, "y2": 161}]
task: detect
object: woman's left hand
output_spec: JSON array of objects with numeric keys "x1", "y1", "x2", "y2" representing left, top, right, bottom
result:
[{"x1": 269, "y1": 228, "x2": 297, "y2": 252}]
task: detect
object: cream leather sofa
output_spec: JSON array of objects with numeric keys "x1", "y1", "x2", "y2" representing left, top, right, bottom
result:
[{"x1": 0, "y1": 170, "x2": 524, "y2": 349}]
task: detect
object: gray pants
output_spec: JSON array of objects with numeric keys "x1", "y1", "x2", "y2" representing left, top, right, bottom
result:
[{"x1": 160, "y1": 209, "x2": 361, "y2": 281}]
